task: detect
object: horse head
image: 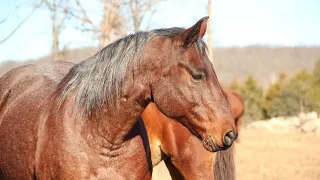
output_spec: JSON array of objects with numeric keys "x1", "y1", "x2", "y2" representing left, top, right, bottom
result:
[{"x1": 141, "y1": 17, "x2": 237, "y2": 152}]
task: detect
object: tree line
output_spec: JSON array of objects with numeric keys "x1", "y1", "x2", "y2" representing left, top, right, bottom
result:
[
  {"x1": 228, "y1": 59, "x2": 320, "y2": 124},
  {"x1": 1, "y1": 0, "x2": 167, "y2": 60}
]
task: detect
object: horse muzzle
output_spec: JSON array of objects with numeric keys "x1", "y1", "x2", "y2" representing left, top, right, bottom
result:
[{"x1": 202, "y1": 132, "x2": 237, "y2": 152}]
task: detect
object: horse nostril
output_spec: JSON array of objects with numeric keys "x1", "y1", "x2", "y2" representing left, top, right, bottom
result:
[
  {"x1": 227, "y1": 131, "x2": 236, "y2": 139},
  {"x1": 223, "y1": 131, "x2": 236, "y2": 147}
]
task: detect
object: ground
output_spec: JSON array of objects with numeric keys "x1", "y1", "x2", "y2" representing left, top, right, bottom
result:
[{"x1": 152, "y1": 129, "x2": 320, "y2": 180}]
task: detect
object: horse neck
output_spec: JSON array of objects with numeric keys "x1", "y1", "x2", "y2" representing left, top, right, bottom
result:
[
  {"x1": 161, "y1": 121, "x2": 216, "y2": 180},
  {"x1": 141, "y1": 103, "x2": 167, "y2": 166},
  {"x1": 142, "y1": 104, "x2": 218, "y2": 180},
  {"x1": 227, "y1": 91, "x2": 244, "y2": 118},
  {"x1": 60, "y1": 84, "x2": 149, "y2": 147},
  {"x1": 92, "y1": 100, "x2": 146, "y2": 145}
]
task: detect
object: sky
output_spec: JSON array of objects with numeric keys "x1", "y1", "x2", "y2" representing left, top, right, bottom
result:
[{"x1": 0, "y1": 0, "x2": 320, "y2": 62}]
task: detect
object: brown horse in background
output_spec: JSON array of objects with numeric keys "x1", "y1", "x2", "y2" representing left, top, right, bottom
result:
[
  {"x1": 142, "y1": 90, "x2": 243, "y2": 179},
  {"x1": 142, "y1": 102, "x2": 235, "y2": 180},
  {"x1": 0, "y1": 17, "x2": 237, "y2": 179},
  {"x1": 224, "y1": 90, "x2": 244, "y2": 142}
]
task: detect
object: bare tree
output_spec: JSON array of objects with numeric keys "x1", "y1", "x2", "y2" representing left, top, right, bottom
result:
[
  {"x1": 207, "y1": 0, "x2": 213, "y2": 62},
  {"x1": 73, "y1": 0, "x2": 127, "y2": 48},
  {"x1": 0, "y1": 0, "x2": 70, "y2": 60},
  {"x1": 0, "y1": 0, "x2": 44, "y2": 44},
  {"x1": 100, "y1": 0, "x2": 128, "y2": 46},
  {"x1": 0, "y1": 16, "x2": 9, "y2": 25},
  {"x1": 73, "y1": 0, "x2": 164, "y2": 47},
  {"x1": 44, "y1": 0, "x2": 70, "y2": 61},
  {"x1": 128, "y1": 0, "x2": 162, "y2": 32}
]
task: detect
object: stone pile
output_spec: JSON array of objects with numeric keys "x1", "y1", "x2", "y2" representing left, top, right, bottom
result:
[{"x1": 248, "y1": 112, "x2": 320, "y2": 135}]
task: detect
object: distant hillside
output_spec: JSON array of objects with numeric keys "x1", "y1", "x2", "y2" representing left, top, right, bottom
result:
[
  {"x1": 1, "y1": 46, "x2": 320, "y2": 88},
  {"x1": 213, "y1": 46, "x2": 320, "y2": 88},
  {"x1": 0, "y1": 47, "x2": 98, "y2": 77}
]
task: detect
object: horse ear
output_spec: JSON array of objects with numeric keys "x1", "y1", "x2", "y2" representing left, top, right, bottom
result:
[{"x1": 174, "y1": 16, "x2": 209, "y2": 48}]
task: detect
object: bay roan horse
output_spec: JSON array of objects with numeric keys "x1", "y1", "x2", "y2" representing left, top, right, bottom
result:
[
  {"x1": 142, "y1": 102, "x2": 235, "y2": 180},
  {"x1": 0, "y1": 17, "x2": 237, "y2": 179}
]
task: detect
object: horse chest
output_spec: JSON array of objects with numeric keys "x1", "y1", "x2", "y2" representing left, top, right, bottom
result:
[
  {"x1": 85, "y1": 136, "x2": 151, "y2": 180},
  {"x1": 89, "y1": 167, "x2": 126, "y2": 180},
  {"x1": 150, "y1": 139, "x2": 162, "y2": 166}
]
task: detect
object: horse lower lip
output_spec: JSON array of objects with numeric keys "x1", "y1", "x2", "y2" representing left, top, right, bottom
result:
[
  {"x1": 202, "y1": 139, "x2": 218, "y2": 152},
  {"x1": 203, "y1": 143, "x2": 218, "y2": 152}
]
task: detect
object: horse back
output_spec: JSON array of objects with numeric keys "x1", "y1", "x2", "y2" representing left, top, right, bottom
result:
[{"x1": 0, "y1": 61, "x2": 73, "y2": 179}]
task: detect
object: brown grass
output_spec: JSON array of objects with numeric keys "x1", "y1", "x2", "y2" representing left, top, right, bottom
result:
[
  {"x1": 236, "y1": 129, "x2": 320, "y2": 180},
  {"x1": 152, "y1": 129, "x2": 320, "y2": 180}
]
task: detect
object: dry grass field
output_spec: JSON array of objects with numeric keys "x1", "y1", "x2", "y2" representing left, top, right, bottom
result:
[{"x1": 152, "y1": 129, "x2": 320, "y2": 180}]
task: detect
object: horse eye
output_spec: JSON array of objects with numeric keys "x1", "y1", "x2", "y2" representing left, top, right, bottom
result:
[{"x1": 191, "y1": 73, "x2": 205, "y2": 81}]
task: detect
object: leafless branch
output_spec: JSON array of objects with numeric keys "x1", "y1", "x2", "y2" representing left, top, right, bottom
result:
[
  {"x1": 0, "y1": 14, "x2": 10, "y2": 25},
  {"x1": 144, "y1": 5, "x2": 158, "y2": 31},
  {"x1": 74, "y1": 26, "x2": 95, "y2": 33},
  {"x1": 128, "y1": 0, "x2": 163, "y2": 32},
  {"x1": 57, "y1": 0, "x2": 68, "y2": 31},
  {"x1": 44, "y1": 0, "x2": 53, "y2": 11},
  {"x1": 0, "y1": 0, "x2": 44, "y2": 44},
  {"x1": 71, "y1": 0, "x2": 99, "y2": 32}
]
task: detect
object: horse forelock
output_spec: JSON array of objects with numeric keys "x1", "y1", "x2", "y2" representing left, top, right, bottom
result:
[{"x1": 57, "y1": 27, "x2": 209, "y2": 117}]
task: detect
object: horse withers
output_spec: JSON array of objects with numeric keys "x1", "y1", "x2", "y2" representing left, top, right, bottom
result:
[{"x1": 0, "y1": 17, "x2": 237, "y2": 179}]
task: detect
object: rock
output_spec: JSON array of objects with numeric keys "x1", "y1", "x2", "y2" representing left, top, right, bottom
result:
[
  {"x1": 315, "y1": 119, "x2": 320, "y2": 128},
  {"x1": 248, "y1": 115, "x2": 320, "y2": 134},
  {"x1": 305, "y1": 111, "x2": 318, "y2": 121},
  {"x1": 300, "y1": 120, "x2": 319, "y2": 133},
  {"x1": 270, "y1": 118, "x2": 296, "y2": 133},
  {"x1": 248, "y1": 120, "x2": 273, "y2": 131},
  {"x1": 298, "y1": 112, "x2": 306, "y2": 120},
  {"x1": 285, "y1": 116, "x2": 301, "y2": 127}
]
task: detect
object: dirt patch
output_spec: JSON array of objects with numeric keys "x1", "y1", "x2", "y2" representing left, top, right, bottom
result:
[
  {"x1": 152, "y1": 129, "x2": 320, "y2": 180},
  {"x1": 235, "y1": 129, "x2": 320, "y2": 180}
]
